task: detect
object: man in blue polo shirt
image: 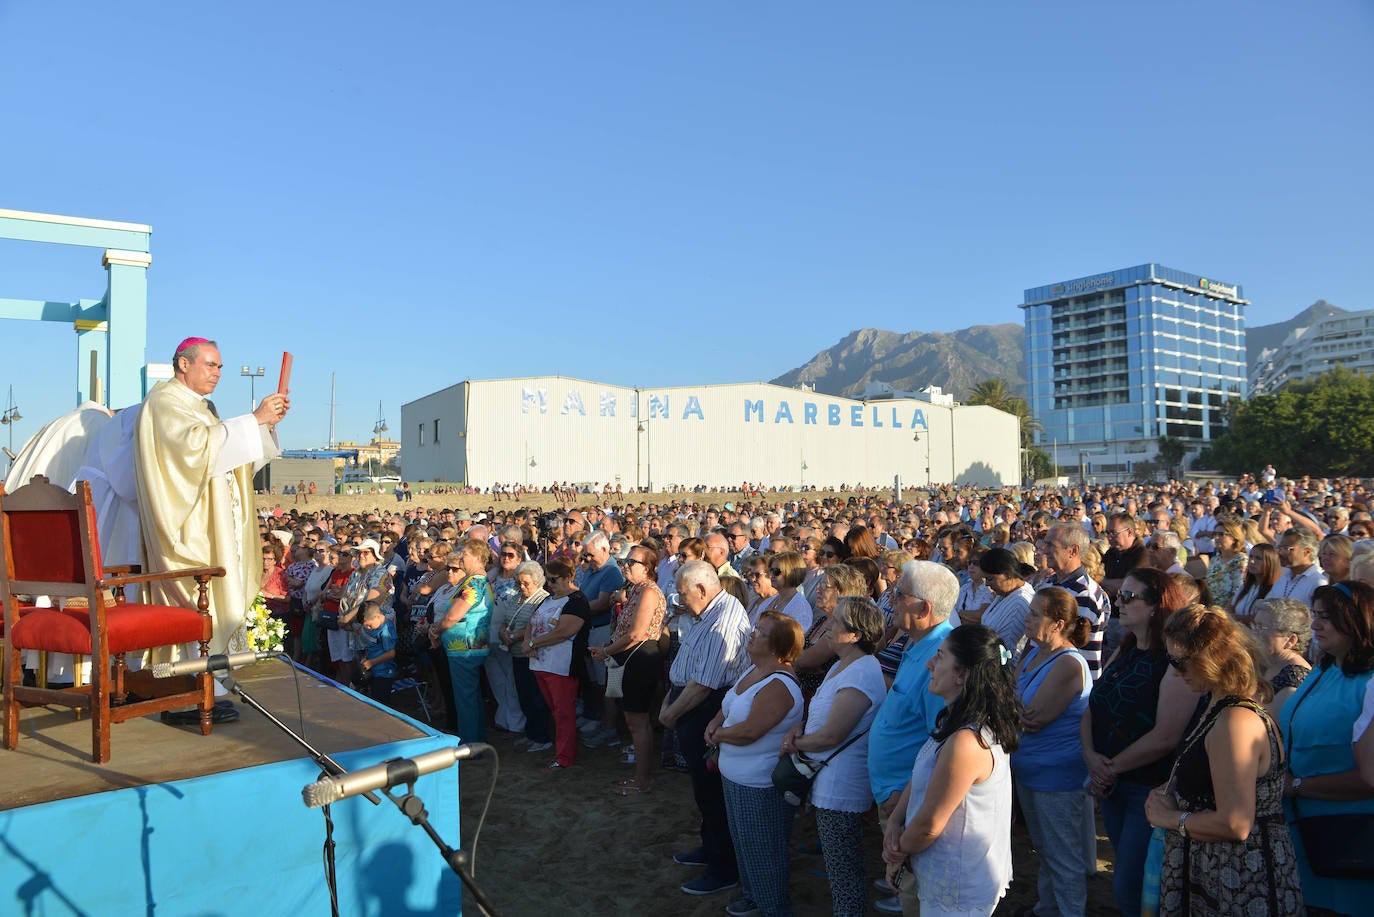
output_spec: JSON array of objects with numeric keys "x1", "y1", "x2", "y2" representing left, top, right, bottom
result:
[
  {"x1": 575, "y1": 531, "x2": 624, "y2": 744},
  {"x1": 867, "y1": 560, "x2": 960, "y2": 916}
]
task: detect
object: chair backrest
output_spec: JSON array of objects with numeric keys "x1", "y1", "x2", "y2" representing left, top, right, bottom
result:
[{"x1": 0, "y1": 476, "x2": 103, "y2": 602}]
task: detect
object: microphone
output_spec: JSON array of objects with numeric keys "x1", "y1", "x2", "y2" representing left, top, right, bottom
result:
[
  {"x1": 150, "y1": 650, "x2": 281, "y2": 678},
  {"x1": 302, "y1": 743, "x2": 491, "y2": 808}
]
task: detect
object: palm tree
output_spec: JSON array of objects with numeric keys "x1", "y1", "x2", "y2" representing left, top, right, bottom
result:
[{"x1": 968, "y1": 378, "x2": 1041, "y2": 450}]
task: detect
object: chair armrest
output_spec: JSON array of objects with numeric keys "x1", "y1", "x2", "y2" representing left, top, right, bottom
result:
[
  {"x1": 103, "y1": 564, "x2": 142, "y2": 575},
  {"x1": 103, "y1": 566, "x2": 227, "y2": 588}
]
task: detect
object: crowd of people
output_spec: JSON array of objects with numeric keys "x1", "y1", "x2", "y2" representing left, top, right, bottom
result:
[{"x1": 255, "y1": 471, "x2": 1374, "y2": 917}]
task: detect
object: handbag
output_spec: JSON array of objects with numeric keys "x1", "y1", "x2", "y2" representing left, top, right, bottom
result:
[
  {"x1": 603, "y1": 640, "x2": 645, "y2": 700},
  {"x1": 1284, "y1": 668, "x2": 1374, "y2": 878},
  {"x1": 771, "y1": 720, "x2": 870, "y2": 808},
  {"x1": 318, "y1": 609, "x2": 340, "y2": 631}
]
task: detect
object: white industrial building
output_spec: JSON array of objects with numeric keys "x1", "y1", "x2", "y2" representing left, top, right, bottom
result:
[
  {"x1": 1250, "y1": 307, "x2": 1374, "y2": 396},
  {"x1": 401, "y1": 377, "x2": 1021, "y2": 491}
]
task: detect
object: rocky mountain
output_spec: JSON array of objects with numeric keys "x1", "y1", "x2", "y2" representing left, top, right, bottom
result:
[
  {"x1": 1245, "y1": 300, "x2": 1346, "y2": 372},
  {"x1": 770, "y1": 325, "x2": 1026, "y2": 401},
  {"x1": 773, "y1": 300, "x2": 1352, "y2": 402}
]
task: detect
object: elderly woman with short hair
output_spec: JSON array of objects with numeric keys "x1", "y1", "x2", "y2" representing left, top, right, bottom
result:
[
  {"x1": 1251, "y1": 596, "x2": 1312, "y2": 716},
  {"x1": 500, "y1": 561, "x2": 552, "y2": 751},
  {"x1": 753, "y1": 551, "x2": 812, "y2": 632}
]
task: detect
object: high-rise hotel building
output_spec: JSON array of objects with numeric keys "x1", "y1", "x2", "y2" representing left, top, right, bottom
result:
[{"x1": 1022, "y1": 264, "x2": 1248, "y2": 479}]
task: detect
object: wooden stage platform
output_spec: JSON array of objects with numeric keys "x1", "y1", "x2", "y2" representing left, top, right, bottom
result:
[
  {"x1": 0, "y1": 660, "x2": 464, "y2": 915},
  {"x1": 1, "y1": 660, "x2": 427, "y2": 810}
]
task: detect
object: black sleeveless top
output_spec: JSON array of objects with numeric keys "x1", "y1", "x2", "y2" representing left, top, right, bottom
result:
[{"x1": 1089, "y1": 645, "x2": 1173, "y2": 786}]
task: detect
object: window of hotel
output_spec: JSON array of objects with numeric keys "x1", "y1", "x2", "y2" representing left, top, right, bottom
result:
[
  {"x1": 433, "y1": 419, "x2": 440, "y2": 443},
  {"x1": 418, "y1": 424, "x2": 426, "y2": 446}
]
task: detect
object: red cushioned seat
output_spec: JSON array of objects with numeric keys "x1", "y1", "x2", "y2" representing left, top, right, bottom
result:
[
  {"x1": 0, "y1": 605, "x2": 38, "y2": 638},
  {"x1": 12, "y1": 605, "x2": 205, "y2": 656},
  {"x1": 3, "y1": 475, "x2": 225, "y2": 763}
]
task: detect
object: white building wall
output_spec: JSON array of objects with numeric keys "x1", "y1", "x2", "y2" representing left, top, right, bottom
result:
[
  {"x1": 400, "y1": 383, "x2": 468, "y2": 483},
  {"x1": 402, "y1": 377, "x2": 1020, "y2": 490}
]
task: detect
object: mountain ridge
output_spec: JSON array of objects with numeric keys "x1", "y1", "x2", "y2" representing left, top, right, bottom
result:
[{"x1": 771, "y1": 301, "x2": 1349, "y2": 401}]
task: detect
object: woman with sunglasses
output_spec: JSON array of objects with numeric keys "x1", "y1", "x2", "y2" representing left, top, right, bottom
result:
[
  {"x1": 1082, "y1": 567, "x2": 1199, "y2": 917},
  {"x1": 743, "y1": 555, "x2": 778, "y2": 624},
  {"x1": 428, "y1": 538, "x2": 495, "y2": 743},
  {"x1": 524, "y1": 560, "x2": 589, "y2": 769},
  {"x1": 754, "y1": 552, "x2": 813, "y2": 633},
  {"x1": 1144, "y1": 604, "x2": 1304, "y2": 916},
  {"x1": 1277, "y1": 581, "x2": 1374, "y2": 915},
  {"x1": 1203, "y1": 519, "x2": 1247, "y2": 611},
  {"x1": 485, "y1": 541, "x2": 528, "y2": 736},
  {"x1": 591, "y1": 544, "x2": 666, "y2": 795}
]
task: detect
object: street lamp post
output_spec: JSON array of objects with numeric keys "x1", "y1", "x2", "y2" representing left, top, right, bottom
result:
[
  {"x1": 1, "y1": 386, "x2": 21, "y2": 473},
  {"x1": 240, "y1": 365, "x2": 265, "y2": 411},
  {"x1": 371, "y1": 403, "x2": 389, "y2": 479}
]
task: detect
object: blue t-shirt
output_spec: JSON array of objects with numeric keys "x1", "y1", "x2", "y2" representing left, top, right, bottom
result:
[
  {"x1": 868, "y1": 618, "x2": 954, "y2": 803},
  {"x1": 439, "y1": 574, "x2": 493, "y2": 658},
  {"x1": 575, "y1": 560, "x2": 624, "y2": 627},
  {"x1": 361, "y1": 619, "x2": 398, "y2": 679}
]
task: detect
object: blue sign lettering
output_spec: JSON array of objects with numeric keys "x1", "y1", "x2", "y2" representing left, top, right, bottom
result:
[
  {"x1": 871, "y1": 406, "x2": 883, "y2": 428},
  {"x1": 650, "y1": 394, "x2": 670, "y2": 419},
  {"x1": 745, "y1": 399, "x2": 764, "y2": 422},
  {"x1": 827, "y1": 404, "x2": 841, "y2": 426},
  {"x1": 890, "y1": 407, "x2": 903, "y2": 428},
  {"x1": 599, "y1": 392, "x2": 616, "y2": 417},
  {"x1": 911, "y1": 409, "x2": 928, "y2": 430},
  {"x1": 775, "y1": 401, "x2": 794, "y2": 424},
  {"x1": 683, "y1": 396, "x2": 704, "y2": 420},
  {"x1": 522, "y1": 387, "x2": 547, "y2": 415},
  {"x1": 804, "y1": 402, "x2": 818, "y2": 425},
  {"x1": 850, "y1": 405, "x2": 863, "y2": 427},
  {"x1": 561, "y1": 391, "x2": 586, "y2": 416}
]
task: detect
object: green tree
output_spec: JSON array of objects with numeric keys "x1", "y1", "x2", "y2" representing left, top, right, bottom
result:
[
  {"x1": 1208, "y1": 366, "x2": 1374, "y2": 476},
  {"x1": 1027, "y1": 447, "x2": 1057, "y2": 481},
  {"x1": 1156, "y1": 435, "x2": 1190, "y2": 479}
]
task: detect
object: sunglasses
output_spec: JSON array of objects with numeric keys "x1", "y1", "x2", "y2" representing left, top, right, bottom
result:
[
  {"x1": 769, "y1": 568, "x2": 783, "y2": 577},
  {"x1": 623, "y1": 558, "x2": 649, "y2": 568},
  {"x1": 1166, "y1": 653, "x2": 1190, "y2": 671},
  {"x1": 447, "y1": 565, "x2": 464, "y2": 572},
  {"x1": 818, "y1": 550, "x2": 837, "y2": 558},
  {"x1": 1118, "y1": 589, "x2": 1145, "y2": 603}
]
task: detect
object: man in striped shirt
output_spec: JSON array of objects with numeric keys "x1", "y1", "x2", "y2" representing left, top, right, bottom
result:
[
  {"x1": 661, "y1": 560, "x2": 751, "y2": 897},
  {"x1": 1040, "y1": 522, "x2": 1111, "y2": 679}
]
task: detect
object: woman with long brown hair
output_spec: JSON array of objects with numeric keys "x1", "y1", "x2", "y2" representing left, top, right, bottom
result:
[{"x1": 1229, "y1": 543, "x2": 1281, "y2": 626}]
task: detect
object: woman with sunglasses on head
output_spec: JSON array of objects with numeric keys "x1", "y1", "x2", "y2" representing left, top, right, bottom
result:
[
  {"x1": 1203, "y1": 518, "x2": 1247, "y2": 611},
  {"x1": 1277, "y1": 581, "x2": 1374, "y2": 915},
  {"x1": 1082, "y1": 567, "x2": 1200, "y2": 917},
  {"x1": 483, "y1": 541, "x2": 528, "y2": 736},
  {"x1": 1144, "y1": 604, "x2": 1303, "y2": 915},
  {"x1": 591, "y1": 544, "x2": 666, "y2": 795}
]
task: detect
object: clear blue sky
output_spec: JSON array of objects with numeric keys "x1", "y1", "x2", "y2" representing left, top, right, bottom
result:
[{"x1": 2, "y1": 1, "x2": 1370, "y2": 451}]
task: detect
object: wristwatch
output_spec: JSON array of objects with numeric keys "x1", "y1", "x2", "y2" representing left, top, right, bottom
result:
[
  {"x1": 1177, "y1": 812, "x2": 1191, "y2": 838},
  {"x1": 1292, "y1": 776, "x2": 1304, "y2": 796}
]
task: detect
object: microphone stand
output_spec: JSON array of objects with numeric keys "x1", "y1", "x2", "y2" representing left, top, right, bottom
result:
[
  {"x1": 215, "y1": 663, "x2": 380, "y2": 917},
  {"x1": 384, "y1": 785, "x2": 501, "y2": 917}
]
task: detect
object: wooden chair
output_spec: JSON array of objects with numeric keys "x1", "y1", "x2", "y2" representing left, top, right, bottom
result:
[{"x1": 1, "y1": 475, "x2": 225, "y2": 763}]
